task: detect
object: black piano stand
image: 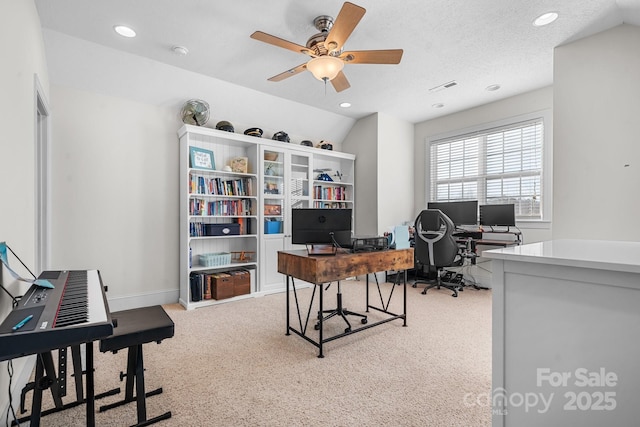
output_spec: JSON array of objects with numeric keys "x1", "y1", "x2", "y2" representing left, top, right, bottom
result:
[{"x1": 14, "y1": 345, "x2": 116, "y2": 427}]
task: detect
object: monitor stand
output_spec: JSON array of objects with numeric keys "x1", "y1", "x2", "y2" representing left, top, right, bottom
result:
[{"x1": 306, "y1": 244, "x2": 337, "y2": 256}]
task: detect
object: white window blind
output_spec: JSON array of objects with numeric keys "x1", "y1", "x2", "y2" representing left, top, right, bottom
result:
[{"x1": 430, "y1": 119, "x2": 544, "y2": 220}]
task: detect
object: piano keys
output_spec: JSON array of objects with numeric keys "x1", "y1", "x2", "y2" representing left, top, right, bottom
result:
[{"x1": 0, "y1": 269, "x2": 113, "y2": 361}]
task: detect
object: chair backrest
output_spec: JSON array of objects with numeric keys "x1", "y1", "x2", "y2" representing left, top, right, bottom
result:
[{"x1": 414, "y1": 209, "x2": 459, "y2": 268}]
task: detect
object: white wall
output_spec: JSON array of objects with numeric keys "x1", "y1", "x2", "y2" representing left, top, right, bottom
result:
[
  {"x1": 343, "y1": 114, "x2": 378, "y2": 236},
  {"x1": 414, "y1": 86, "x2": 554, "y2": 244},
  {"x1": 0, "y1": 0, "x2": 50, "y2": 419},
  {"x1": 377, "y1": 112, "x2": 415, "y2": 233},
  {"x1": 553, "y1": 24, "x2": 640, "y2": 241},
  {"x1": 49, "y1": 85, "x2": 181, "y2": 308},
  {"x1": 343, "y1": 112, "x2": 414, "y2": 237}
]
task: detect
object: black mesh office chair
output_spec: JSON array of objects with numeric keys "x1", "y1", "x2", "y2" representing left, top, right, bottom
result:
[{"x1": 412, "y1": 209, "x2": 464, "y2": 297}]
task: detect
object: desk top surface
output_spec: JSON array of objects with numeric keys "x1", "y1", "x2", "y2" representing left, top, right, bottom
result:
[
  {"x1": 278, "y1": 248, "x2": 414, "y2": 284},
  {"x1": 484, "y1": 239, "x2": 640, "y2": 274}
]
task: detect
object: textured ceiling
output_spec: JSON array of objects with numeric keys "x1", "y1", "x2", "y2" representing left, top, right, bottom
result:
[{"x1": 35, "y1": 0, "x2": 640, "y2": 124}]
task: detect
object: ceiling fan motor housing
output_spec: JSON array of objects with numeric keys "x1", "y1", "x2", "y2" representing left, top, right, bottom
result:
[{"x1": 306, "y1": 15, "x2": 341, "y2": 56}]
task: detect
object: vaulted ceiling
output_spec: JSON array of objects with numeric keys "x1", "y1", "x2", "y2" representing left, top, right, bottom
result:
[{"x1": 35, "y1": 0, "x2": 640, "y2": 124}]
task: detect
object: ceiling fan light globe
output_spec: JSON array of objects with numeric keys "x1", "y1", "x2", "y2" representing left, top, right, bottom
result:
[{"x1": 307, "y1": 56, "x2": 344, "y2": 81}]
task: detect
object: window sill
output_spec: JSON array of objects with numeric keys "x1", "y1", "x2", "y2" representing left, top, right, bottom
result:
[{"x1": 515, "y1": 220, "x2": 551, "y2": 230}]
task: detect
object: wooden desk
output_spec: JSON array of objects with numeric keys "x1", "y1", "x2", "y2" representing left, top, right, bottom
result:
[{"x1": 278, "y1": 248, "x2": 414, "y2": 357}]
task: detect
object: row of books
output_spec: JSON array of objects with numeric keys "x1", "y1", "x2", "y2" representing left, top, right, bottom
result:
[
  {"x1": 189, "y1": 198, "x2": 253, "y2": 216},
  {"x1": 313, "y1": 185, "x2": 348, "y2": 201},
  {"x1": 313, "y1": 201, "x2": 350, "y2": 209},
  {"x1": 189, "y1": 175, "x2": 254, "y2": 197}
]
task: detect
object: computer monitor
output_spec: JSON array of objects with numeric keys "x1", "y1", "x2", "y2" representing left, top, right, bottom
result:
[
  {"x1": 426, "y1": 200, "x2": 478, "y2": 226},
  {"x1": 479, "y1": 204, "x2": 516, "y2": 227},
  {"x1": 291, "y1": 208, "x2": 353, "y2": 248}
]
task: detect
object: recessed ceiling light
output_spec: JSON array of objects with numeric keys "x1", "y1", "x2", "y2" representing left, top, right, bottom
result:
[
  {"x1": 172, "y1": 46, "x2": 189, "y2": 56},
  {"x1": 486, "y1": 84, "x2": 501, "y2": 91},
  {"x1": 432, "y1": 103, "x2": 444, "y2": 109},
  {"x1": 339, "y1": 102, "x2": 351, "y2": 108},
  {"x1": 533, "y1": 12, "x2": 558, "y2": 27},
  {"x1": 114, "y1": 25, "x2": 136, "y2": 38}
]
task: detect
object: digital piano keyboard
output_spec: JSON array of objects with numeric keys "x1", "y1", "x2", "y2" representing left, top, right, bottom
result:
[{"x1": 0, "y1": 269, "x2": 113, "y2": 361}]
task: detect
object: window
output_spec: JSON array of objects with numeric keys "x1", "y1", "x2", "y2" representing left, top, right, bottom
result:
[{"x1": 429, "y1": 116, "x2": 547, "y2": 221}]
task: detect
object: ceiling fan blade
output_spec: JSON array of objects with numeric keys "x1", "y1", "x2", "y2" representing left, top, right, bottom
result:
[
  {"x1": 331, "y1": 71, "x2": 351, "y2": 92},
  {"x1": 340, "y1": 49, "x2": 404, "y2": 64},
  {"x1": 267, "y1": 63, "x2": 308, "y2": 82},
  {"x1": 326, "y1": 2, "x2": 366, "y2": 51},
  {"x1": 250, "y1": 31, "x2": 316, "y2": 57}
]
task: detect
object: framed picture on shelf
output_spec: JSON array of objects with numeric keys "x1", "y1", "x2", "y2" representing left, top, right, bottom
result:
[
  {"x1": 190, "y1": 147, "x2": 215, "y2": 170},
  {"x1": 264, "y1": 204, "x2": 282, "y2": 215}
]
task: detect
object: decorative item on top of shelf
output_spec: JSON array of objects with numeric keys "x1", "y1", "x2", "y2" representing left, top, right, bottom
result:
[
  {"x1": 215, "y1": 120, "x2": 234, "y2": 132},
  {"x1": 314, "y1": 168, "x2": 333, "y2": 181},
  {"x1": 244, "y1": 127, "x2": 263, "y2": 137},
  {"x1": 300, "y1": 140, "x2": 313, "y2": 147},
  {"x1": 180, "y1": 99, "x2": 210, "y2": 126},
  {"x1": 230, "y1": 157, "x2": 248, "y2": 173},
  {"x1": 189, "y1": 146, "x2": 215, "y2": 170},
  {"x1": 318, "y1": 140, "x2": 333, "y2": 150},
  {"x1": 222, "y1": 166, "x2": 233, "y2": 172},
  {"x1": 272, "y1": 131, "x2": 290, "y2": 143},
  {"x1": 333, "y1": 171, "x2": 343, "y2": 181},
  {"x1": 231, "y1": 251, "x2": 255, "y2": 263}
]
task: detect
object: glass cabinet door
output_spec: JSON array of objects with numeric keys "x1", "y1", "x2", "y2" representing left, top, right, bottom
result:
[
  {"x1": 288, "y1": 152, "x2": 312, "y2": 211},
  {"x1": 262, "y1": 148, "x2": 285, "y2": 235}
]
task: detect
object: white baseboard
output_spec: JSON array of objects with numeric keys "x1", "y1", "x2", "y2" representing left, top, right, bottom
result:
[{"x1": 106, "y1": 289, "x2": 180, "y2": 312}]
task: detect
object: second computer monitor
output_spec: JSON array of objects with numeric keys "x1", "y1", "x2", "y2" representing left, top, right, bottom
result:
[
  {"x1": 427, "y1": 200, "x2": 478, "y2": 226},
  {"x1": 479, "y1": 204, "x2": 516, "y2": 227}
]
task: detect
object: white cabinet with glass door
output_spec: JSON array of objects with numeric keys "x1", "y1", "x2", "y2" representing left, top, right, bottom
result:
[{"x1": 259, "y1": 145, "x2": 312, "y2": 293}]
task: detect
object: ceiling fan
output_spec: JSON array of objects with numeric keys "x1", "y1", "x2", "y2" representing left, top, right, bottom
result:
[{"x1": 250, "y1": 2, "x2": 403, "y2": 92}]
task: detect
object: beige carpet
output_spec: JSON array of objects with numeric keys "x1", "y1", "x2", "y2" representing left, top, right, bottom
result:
[{"x1": 23, "y1": 280, "x2": 492, "y2": 426}]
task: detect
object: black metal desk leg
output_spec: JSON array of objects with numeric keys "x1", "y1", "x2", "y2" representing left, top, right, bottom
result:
[
  {"x1": 403, "y1": 270, "x2": 408, "y2": 327},
  {"x1": 365, "y1": 274, "x2": 369, "y2": 312},
  {"x1": 318, "y1": 284, "x2": 324, "y2": 358},
  {"x1": 286, "y1": 275, "x2": 290, "y2": 335}
]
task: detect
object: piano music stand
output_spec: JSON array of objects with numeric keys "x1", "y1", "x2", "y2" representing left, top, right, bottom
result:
[{"x1": 99, "y1": 305, "x2": 174, "y2": 427}]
